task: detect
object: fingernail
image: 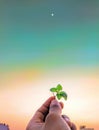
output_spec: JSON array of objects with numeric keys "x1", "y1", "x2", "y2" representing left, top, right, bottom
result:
[
  {"x1": 51, "y1": 99, "x2": 59, "y2": 105},
  {"x1": 62, "y1": 115, "x2": 70, "y2": 120},
  {"x1": 65, "y1": 118, "x2": 70, "y2": 122}
]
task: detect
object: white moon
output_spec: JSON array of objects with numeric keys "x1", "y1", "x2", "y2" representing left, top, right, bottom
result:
[{"x1": 51, "y1": 13, "x2": 54, "y2": 16}]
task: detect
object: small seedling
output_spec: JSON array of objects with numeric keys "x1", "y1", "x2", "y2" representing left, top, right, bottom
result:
[{"x1": 50, "y1": 84, "x2": 67, "y2": 100}]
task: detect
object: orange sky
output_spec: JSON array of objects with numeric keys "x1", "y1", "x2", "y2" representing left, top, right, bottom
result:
[{"x1": 0, "y1": 68, "x2": 99, "y2": 130}]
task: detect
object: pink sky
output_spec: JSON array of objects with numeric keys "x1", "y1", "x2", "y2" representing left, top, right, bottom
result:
[{"x1": 0, "y1": 68, "x2": 99, "y2": 130}]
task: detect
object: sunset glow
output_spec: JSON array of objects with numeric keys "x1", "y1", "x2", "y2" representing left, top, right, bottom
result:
[
  {"x1": 0, "y1": 1, "x2": 99, "y2": 130},
  {"x1": 0, "y1": 68, "x2": 99, "y2": 130}
]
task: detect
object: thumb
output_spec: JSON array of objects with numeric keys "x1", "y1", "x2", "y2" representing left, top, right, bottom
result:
[{"x1": 49, "y1": 99, "x2": 62, "y2": 115}]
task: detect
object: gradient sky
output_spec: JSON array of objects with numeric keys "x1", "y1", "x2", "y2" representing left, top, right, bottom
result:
[{"x1": 0, "y1": 0, "x2": 99, "y2": 130}]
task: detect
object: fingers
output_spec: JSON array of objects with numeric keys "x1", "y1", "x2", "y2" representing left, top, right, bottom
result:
[
  {"x1": 49, "y1": 99, "x2": 63, "y2": 115},
  {"x1": 32, "y1": 96, "x2": 55, "y2": 123},
  {"x1": 71, "y1": 123, "x2": 77, "y2": 130},
  {"x1": 62, "y1": 115, "x2": 72, "y2": 128},
  {"x1": 59, "y1": 101, "x2": 64, "y2": 109},
  {"x1": 62, "y1": 115, "x2": 77, "y2": 130},
  {"x1": 28, "y1": 96, "x2": 65, "y2": 125}
]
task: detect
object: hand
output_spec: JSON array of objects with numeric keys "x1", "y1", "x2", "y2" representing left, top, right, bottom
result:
[{"x1": 26, "y1": 97, "x2": 77, "y2": 130}]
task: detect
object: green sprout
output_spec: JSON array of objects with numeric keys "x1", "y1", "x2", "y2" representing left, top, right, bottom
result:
[{"x1": 50, "y1": 84, "x2": 67, "y2": 100}]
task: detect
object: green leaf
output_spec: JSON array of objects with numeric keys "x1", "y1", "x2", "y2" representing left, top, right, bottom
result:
[
  {"x1": 56, "y1": 93, "x2": 62, "y2": 100},
  {"x1": 50, "y1": 84, "x2": 68, "y2": 101},
  {"x1": 56, "y1": 84, "x2": 62, "y2": 92},
  {"x1": 60, "y1": 91, "x2": 67, "y2": 100},
  {"x1": 50, "y1": 87, "x2": 57, "y2": 92}
]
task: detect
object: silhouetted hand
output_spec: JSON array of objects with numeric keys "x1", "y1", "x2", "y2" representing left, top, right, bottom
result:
[{"x1": 26, "y1": 97, "x2": 77, "y2": 130}]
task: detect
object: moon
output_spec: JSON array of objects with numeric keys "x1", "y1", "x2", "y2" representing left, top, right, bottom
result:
[{"x1": 51, "y1": 13, "x2": 54, "y2": 16}]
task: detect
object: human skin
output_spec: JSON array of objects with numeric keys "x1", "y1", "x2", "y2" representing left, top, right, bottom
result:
[{"x1": 26, "y1": 96, "x2": 77, "y2": 130}]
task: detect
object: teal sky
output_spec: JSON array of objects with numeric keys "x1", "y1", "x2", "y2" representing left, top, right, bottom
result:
[{"x1": 0, "y1": 0, "x2": 99, "y2": 71}]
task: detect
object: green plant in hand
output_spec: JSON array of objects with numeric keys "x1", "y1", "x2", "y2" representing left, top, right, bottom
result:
[{"x1": 50, "y1": 84, "x2": 67, "y2": 100}]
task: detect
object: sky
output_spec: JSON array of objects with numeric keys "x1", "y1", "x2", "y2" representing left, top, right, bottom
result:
[{"x1": 0, "y1": 0, "x2": 99, "y2": 130}]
